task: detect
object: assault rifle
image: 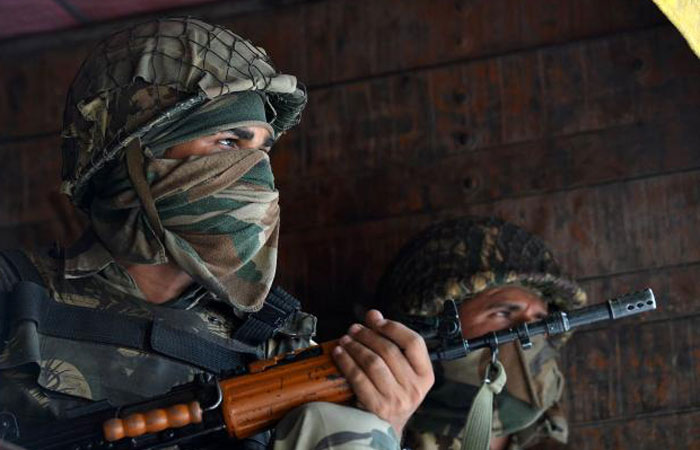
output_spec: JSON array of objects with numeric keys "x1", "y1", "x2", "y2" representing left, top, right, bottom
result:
[{"x1": 0, "y1": 289, "x2": 656, "y2": 450}]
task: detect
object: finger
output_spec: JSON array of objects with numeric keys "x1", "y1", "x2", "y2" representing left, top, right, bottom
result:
[
  {"x1": 364, "y1": 309, "x2": 434, "y2": 377},
  {"x1": 345, "y1": 323, "x2": 415, "y2": 387},
  {"x1": 336, "y1": 333, "x2": 399, "y2": 395},
  {"x1": 331, "y1": 338, "x2": 386, "y2": 411}
]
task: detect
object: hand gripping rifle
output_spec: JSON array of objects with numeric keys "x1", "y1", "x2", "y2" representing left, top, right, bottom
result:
[{"x1": 0, "y1": 289, "x2": 656, "y2": 450}]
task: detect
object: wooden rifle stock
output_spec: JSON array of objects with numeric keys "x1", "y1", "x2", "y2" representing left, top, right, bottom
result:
[
  {"x1": 219, "y1": 340, "x2": 353, "y2": 439},
  {"x1": 99, "y1": 341, "x2": 353, "y2": 445}
]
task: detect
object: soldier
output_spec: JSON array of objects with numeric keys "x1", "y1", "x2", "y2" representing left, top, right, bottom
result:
[
  {"x1": 0, "y1": 17, "x2": 433, "y2": 449},
  {"x1": 375, "y1": 217, "x2": 587, "y2": 450}
]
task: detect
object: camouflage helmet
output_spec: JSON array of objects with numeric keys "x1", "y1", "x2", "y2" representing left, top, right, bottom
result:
[
  {"x1": 60, "y1": 17, "x2": 307, "y2": 210},
  {"x1": 375, "y1": 216, "x2": 587, "y2": 318},
  {"x1": 378, "y1": 217, "x2": 585, "y2": 449}
]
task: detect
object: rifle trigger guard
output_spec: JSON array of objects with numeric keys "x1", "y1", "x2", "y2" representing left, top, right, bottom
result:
[{"x1": 204, "y1": 380, "x2": 223, "y2": 411}]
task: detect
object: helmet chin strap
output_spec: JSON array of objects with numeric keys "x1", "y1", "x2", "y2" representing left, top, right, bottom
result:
[{"x1": 126, "y1": 139, "x2": 165, "y2": 242}]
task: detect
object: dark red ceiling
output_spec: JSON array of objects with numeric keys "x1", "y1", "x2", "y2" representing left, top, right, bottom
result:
[{"x1": 0, "y1": 0, "x2": 219, "y2": 41}]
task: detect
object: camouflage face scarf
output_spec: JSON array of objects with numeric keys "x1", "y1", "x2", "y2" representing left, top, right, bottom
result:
[
  {"x1": 87, "y1": 92, "x2": 279, "y2": 311},
  {"x1": 89, "y1": 149, "x2": 279, "y2": 311},
  {"x1": 409, "y1": 336, "x2": 567, "y2": 447}
]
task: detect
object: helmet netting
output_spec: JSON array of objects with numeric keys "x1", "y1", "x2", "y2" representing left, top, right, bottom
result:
[
  {"x1": 375, "y1": 217, "x2": 587, "y2": 318},
  {"x1": 61, "y1": 17, "x2": 306, "y2": 209}
]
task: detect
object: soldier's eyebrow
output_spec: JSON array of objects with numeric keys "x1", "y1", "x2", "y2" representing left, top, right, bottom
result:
[
  {"x1": 487, "y1": 302, "x2": 524, "y2": 312},
  {"x1": 226, "y1": 128, "x2": 274, "y2": 149}
]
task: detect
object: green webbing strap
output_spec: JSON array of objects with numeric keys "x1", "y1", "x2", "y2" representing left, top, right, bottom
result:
[
  {"x1": 460, "y1": 360, "x2": 507, "y2": 450},
  {"x1": 126, "y1": 139, "x2": 165, "y2": 240}
]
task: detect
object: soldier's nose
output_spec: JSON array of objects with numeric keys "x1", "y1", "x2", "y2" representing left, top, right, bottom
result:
[{"x1": 520, "y1": 308, "x2": 543, "y2": 323}]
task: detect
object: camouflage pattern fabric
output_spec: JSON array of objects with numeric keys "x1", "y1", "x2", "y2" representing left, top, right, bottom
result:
[
  {"x1": 1, "y1": 16, "x2": 406, "y2": 450},
  {"x1": 61, "y1": 17, "x2": 306, "y2": 208},
  {"x1": 89, "y1": 144, "x2": 280, "y2": 311},
  {"x1": 143, "y1": 91, "x2": 272, "y2": 156},
  {"x1": 274, "y1": 402, "x2": 400, "y2": 450},
  {"x1": 58, "y1": 17, "x2": 297, "y2": 311},
  {"x1": 376, "y1": 217, "x2": 587, "y2": 332},
  {"x1": 0, "y1": 246, "x2": 315, "y2": 425},
  {"x1": 375, "y1": 217, "x2": 586, "y2": 449},
  {"x1": 405, "y1": 337, "x2": 568, "y2": 450},
  {"x1": 0, "y1": 250, "x2": 401, "y2": 450}
]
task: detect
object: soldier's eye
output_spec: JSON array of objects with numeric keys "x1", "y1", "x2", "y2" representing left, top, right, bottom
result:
[
  {"x1": 492, "y1": 310, "x2": 511, "y2": 319},
  {"x1": 217, "y1": 138, "x2": 238, "y2": 149}
]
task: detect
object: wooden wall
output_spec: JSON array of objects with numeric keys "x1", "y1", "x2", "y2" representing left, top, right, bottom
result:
[{"x1": 1, "y1": 1, "x2": 698, "y2": 448}]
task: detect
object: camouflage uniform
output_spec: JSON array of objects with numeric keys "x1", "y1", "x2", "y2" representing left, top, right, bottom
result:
[
  {"x1": 375, "y1": 217, "x2": 587, "y2": 450},
  {"x1": 0, "y1": 245, "x2": 397, "y2": 449},
  {"x1": 0, "y1": 17, "x2": 399, "y2": 450},
  {"x1": 0, "y1": 244, "x2": 316, "y2": 423}
]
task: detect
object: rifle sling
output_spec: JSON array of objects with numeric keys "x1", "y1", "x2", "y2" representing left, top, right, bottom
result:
[
  {"x1": 233, "y1": 286, "x2": 300, "y2": 346},
  {"x1": 0, "y1": 250, "x2": 300, "y2": 375}
]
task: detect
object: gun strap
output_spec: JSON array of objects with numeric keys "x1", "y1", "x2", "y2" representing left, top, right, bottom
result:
[
  {"x1": 233, "y1": 285, "x2": 300, "y2": 346},
  {"x1": 460, "y1": 361, "x2": 507, "y2": 450},
  {"x1": 0, "y1": 250, "x2": 300, "y2": 375}
]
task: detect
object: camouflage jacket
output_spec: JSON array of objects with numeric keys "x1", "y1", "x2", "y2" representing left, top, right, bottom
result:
[{"x1": 0, "y1": 243, "x2": 316, "y2": 430}]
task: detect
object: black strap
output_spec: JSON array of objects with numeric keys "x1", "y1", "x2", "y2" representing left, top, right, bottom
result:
[
  {"x1": 232, "y1": 286, "x2": 300, "y2": 346},
  {"x1": 0, "y1": 250, "x2": 300, "y2": 374},
  {"x1": 0, "y1": 249, "x2": 45, "y2": 344},
  {"x1": 4, "y1": 280, "x2": 250, "y2": 374}
]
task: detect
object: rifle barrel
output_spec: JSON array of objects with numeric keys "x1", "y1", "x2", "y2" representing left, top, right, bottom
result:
[{"x1": 432, "y1": 288, "x2": 656, "y2": 361}]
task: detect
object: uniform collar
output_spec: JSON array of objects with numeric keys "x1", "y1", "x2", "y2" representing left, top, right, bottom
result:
[{"x1": 63, "y1": 229, "x2": 209, "y2": 309}]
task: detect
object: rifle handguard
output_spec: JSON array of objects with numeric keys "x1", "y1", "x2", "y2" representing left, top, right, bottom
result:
[{"x1": 220, "y1": 340, "x2": 353, "y2": 438}]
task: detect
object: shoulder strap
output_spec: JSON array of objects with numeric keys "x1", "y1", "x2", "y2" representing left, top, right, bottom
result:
[
  {"x1": 0, "y1": 249, "x2": 45, "y2": 346},
  {"x1": 1, "y1": 283, "x2": 251, "y2": 375},
  {"x1": 233, "y1": 286, "x2": 301, "y2": 346},
  {"x1": 0, "y1": 249, "x2": 301, "y2": 374},
  {"x1": 2, "y1": 282, "x2": 300, "y2": 375}
]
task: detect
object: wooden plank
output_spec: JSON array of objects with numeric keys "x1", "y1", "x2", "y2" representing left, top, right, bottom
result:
[
  {"x1": 561, "y1": 315, "x2": 699, "y2": 422},
  {"x1": 225, "y1": 0, "x2": 664, "y2": 87},
  {"x1": 0, "y1": 0, "x2": 666, "y2": 140},
  {"x1": 0, "y1": 135, "x2": 62, "y2": 226},
  {"x1": 270, "y1": 26, "x2": 700, "y2": 185},
  {"x1": 556, "y1": 410, "x2": 700, "y2": 449},
  {"x1": 560, "y1": 265, "x2": 700, "y2": 435},
  {"x1": 579, "y1": 263, "x2": 700, "y2": 322},
  {"x1": 0, "y1": 49, "x2": 86, "y2": 137},
  {"x1": 278, "y1": 111, "x2": 700, "y2": 230},
  {"x1": 277, "y1": 170, "x2": 700, "y2": 333},
  {"x1": 5, "y1": 77, "x2": 697, "y2": 229}
]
